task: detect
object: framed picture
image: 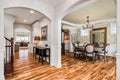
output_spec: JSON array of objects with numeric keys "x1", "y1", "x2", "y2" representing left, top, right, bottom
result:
[
  {"x1": 41, "y1": 25, "x2": 47, "y2": 41},
  {"x1": 71, "y1": 34, "x2": 77, "y2": 42}
]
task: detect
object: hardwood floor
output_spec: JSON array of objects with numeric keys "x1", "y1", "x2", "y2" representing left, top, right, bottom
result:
[{"x1": 6, "y1": 49, "x2": 116, "y2": 80}]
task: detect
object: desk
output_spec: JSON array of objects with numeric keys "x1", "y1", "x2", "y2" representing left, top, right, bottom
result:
[{"x1": 33, "y1": 46, "x2": 50, "y2": 64}]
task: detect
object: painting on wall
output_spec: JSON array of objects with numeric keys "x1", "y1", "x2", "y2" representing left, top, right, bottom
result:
[{"x1": 41, "y1": 25, "x2": 47, "y2": 41}]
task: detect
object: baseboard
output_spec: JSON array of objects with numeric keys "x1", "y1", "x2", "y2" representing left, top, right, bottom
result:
[{"x1": 0, "y1": 75, "x2": 5, "y2": 80}]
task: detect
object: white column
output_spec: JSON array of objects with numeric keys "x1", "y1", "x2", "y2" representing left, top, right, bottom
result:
[
  {"x1": 50, "y1": 18, "x2": 61, "y2": 68},
  {"x1": 0, "y1": 6, "x2": 5, "y2": 80},
  {"x1": 116, "y1": 0, "x2": 120, "y2": 80}
]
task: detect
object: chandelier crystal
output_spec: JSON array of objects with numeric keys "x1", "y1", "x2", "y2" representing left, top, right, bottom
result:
[{"x1": 82, "y1": 16, "x2": 94, "y2": 29}]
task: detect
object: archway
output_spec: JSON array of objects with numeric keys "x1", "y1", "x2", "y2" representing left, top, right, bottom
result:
[
  {"x1": 3, "y1": 6, "x2": 53, "y2": 78},
  {"x1": 0, "y1": 1, "x2": 54, "y2": 79},
  {"x1": 52, "y1": 0, "x2": 97, "y2": 68},
  {"x1": 58, "y1": 0, "x2": 119, "y2": 79},
  {"x1": 14, "y1": 28, "x2": 31, "y2": 48}
]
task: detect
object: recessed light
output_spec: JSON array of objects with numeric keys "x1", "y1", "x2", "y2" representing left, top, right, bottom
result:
[
  {"x1": 30, "y1": 10, "x2": 34, "y2": 13},
  {"x1": 24, "y1": 20, "x2": 27, "y2": 22}
]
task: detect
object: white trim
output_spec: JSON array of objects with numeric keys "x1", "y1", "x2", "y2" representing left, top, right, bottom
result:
[
  {"x1": 61, "y1": 20, "x2": 78, "y2": 27},
  {"x1": 50, "y1": 45, "x2": 61, "y2": 68},
  {"x1": 62, "y1": 18, "x2": 116, "y2": 29},
  {"x1": 0, "y1": 75, "x2": 5, "y2": 80},
  {"x1": 116, "y1": 53, "x2": 120, "y2": 59}
]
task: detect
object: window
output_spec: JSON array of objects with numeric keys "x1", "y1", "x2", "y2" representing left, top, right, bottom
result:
[{"x1": 16, "y1": 35, "x2": 29, "y2": 42}]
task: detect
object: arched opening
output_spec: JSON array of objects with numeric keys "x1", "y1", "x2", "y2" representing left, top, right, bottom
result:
[
  {"x1": 60, "y1": 0, "x2": 116, "y2": 79},
  {"x1": 4, "y1": 7, "x2": 52, "y2": 77},
  {"x1": 61, "y1": 28, "x2": 71, "y2": 55},
  {"x1": 14, "y1": 28, "x2": 31, "y2": 50}
]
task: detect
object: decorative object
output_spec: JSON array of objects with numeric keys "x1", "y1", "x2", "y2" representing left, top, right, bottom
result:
[
  {"x1": 34, "y1": 36, "x2": 40, "y2": 46},
  {"x1": 45, "y1": 44, "x2": 48, "y2": 47},
  {"x1": 34, "y1": 36, "x2": 40, "y2": 41},
  {"x1": 82, "y1": 16, "x2": 94, "y2": 29},
  {"x1": 90, "y1": 27, "x2": 107, "y2": 47},
  {"x1": 41, "y1": 25, "x2": 47, "y2": 41}
]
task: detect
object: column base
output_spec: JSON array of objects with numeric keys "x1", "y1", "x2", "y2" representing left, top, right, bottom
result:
[
  {"x1": 116, "y1": 53, "x2": 120, "y2": 80},
  {"x1": 50, "y1": 45, "x2": 61, "y2": 68},
  {"x1": 0, "y1": 75, "x2": 5, "y2": 80}
]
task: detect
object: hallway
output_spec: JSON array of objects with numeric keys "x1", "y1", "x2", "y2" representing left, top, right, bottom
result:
[{"x1": 6, "y1": 49, "x2": 116, "y2": 80}]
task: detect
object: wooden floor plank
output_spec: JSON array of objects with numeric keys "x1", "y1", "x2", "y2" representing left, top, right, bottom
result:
[{"x1": 6, "y1": 49, "x2": 116, "y2": 80}]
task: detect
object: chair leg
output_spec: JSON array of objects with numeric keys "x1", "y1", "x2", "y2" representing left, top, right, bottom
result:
[
  {"x1": 106, "y1": 56, "x2": 108, "y2": 62},
  {"x1": 104, "y1": 55, "x2": 106, "y2": 62},
  {"x1": 74, "y1": 52, "x2": 76, "y2": 58},
  {"x1": 95, "y1": 54, "x2": 100, "y2": 62},
  {"x1": 85, "y1": 53, "x2": 88, "y2": 62},
  {"x1": 92, "y1": 54, "x2": 94, "y2": 63}
]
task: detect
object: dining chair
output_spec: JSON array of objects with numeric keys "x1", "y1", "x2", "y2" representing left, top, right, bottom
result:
[
  {"x1": 85, "y1": 44, "x2": 95, "y2": 63},
  {"x1": 72, "y1": 43, "x2": 83, "y2": 59},
  {"x1": 96, "y1": 44, "x2": 110, "y2": 62}
]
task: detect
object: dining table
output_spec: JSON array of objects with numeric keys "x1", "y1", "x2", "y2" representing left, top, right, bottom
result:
[
  {"x1": 76, "y1": 46, "x2": 104, "y2": 52},
  {"x1": 75, "y1": 46, "x2": 104, "y2": 61}
]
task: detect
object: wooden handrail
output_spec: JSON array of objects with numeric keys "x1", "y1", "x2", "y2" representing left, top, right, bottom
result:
[
  {"x1": 4, "y1": 37, "x2": 14, "y2": 77},
  {"x1": 4, "y1": 37, "x2": 11, "y2": 42}
]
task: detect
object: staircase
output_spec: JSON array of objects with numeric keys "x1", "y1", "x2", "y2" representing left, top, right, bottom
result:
[{"x1": 4, "y1": 37, "x2": 14, "y2": 77}]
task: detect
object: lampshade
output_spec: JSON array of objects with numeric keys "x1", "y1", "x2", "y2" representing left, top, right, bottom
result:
[
  {"x1": 82, "y1": 16, "x2": 94, "y2": 29},
  {"x1": 34, "y1": 36, "x2": 40, "y2": 41}
]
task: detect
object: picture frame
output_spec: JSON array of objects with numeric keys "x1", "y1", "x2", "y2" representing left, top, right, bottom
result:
[
  {"x1": 71, "y1": 34, "x2": 77, "y2": 43},
  {"x1": 41, "y1": 25, "x2": 47, "y2": 41}
]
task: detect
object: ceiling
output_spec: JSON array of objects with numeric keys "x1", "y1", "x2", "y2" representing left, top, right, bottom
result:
[
  {"x1": 43, "y1": 0, "x2": 65, "y2": 7},
  {"x1": 63, "y1": 0, "x2": 116, "y2": 24},
  {"x1": 4, "y1": 7, "x2": 44, "y2": 25}
]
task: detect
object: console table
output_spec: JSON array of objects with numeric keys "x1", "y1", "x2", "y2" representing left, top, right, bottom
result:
[{"x1": 33, "y1": 46, "x2": 50, "y2": 64}]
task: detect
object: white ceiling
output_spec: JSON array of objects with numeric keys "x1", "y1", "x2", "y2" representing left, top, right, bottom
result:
[
  {"x1": 63, "y1": 0, "x2": 116, "y2": 24},
  {"x1": 43, "y1": 0, "x2": 65, "y2": 7},
  {"x1": 4, "y1": 7, "x2": 44, "y2": 25}
]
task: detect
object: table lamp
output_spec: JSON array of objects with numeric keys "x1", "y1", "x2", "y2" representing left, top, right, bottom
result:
[{"x1": 34, "y1": 36, "x2": 40, "y2": 46}]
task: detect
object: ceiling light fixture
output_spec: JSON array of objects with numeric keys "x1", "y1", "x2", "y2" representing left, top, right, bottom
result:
[
  {"x1": 82, "y1": 16, "x2": 93, "y2": 29},
  {"x1": 30, "y1": 10, "x2": 34, "y2": 14},
  {"x1": 24, "y1": 20, "x2": 27, "y2": 22}
]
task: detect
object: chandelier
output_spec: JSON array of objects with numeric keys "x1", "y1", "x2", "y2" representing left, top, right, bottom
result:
[{"x1": 82, "y1": 16, "x2": 94, "y2": 29}]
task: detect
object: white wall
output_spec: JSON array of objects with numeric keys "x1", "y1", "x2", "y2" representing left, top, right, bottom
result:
[
  {"x1": 4, "y1": 14, "x2": 15, "y2": 63},
  {"x1": 0, "y1": 6, "x2": 5, "y2": 80},
  {"x1": 14, "y1": 23, "x2": 32, "y2": 32},
  {"x1": 32, "y1": 17, "x2": 51, "y2": 47},
  {"x1": 116, "y1": 0, "x2": 120, "y2": 80},
  {"x1": 4, "y1": 13, "x2": 15, "y2": 38}
]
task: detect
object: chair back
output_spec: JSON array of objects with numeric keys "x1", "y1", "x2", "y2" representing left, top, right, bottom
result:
[
  {"x1": 72, "y1": 43, "x2": 77, "y2": 51},
  {"x1": 104, "y1": 44, "x2": 110, "y2": 53},
  {"x1": 72, "y1": 43, "x2": 75, "y2": 49},
  {"x1": 99, "y1": 42, "x2": 104, "y2": 47},
  {"x1": 85, "y1": 44, "x2": 94, "y2": 53},
  {"x1": 83, "y1": 42, "x2": 88, "y2": 46}
]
